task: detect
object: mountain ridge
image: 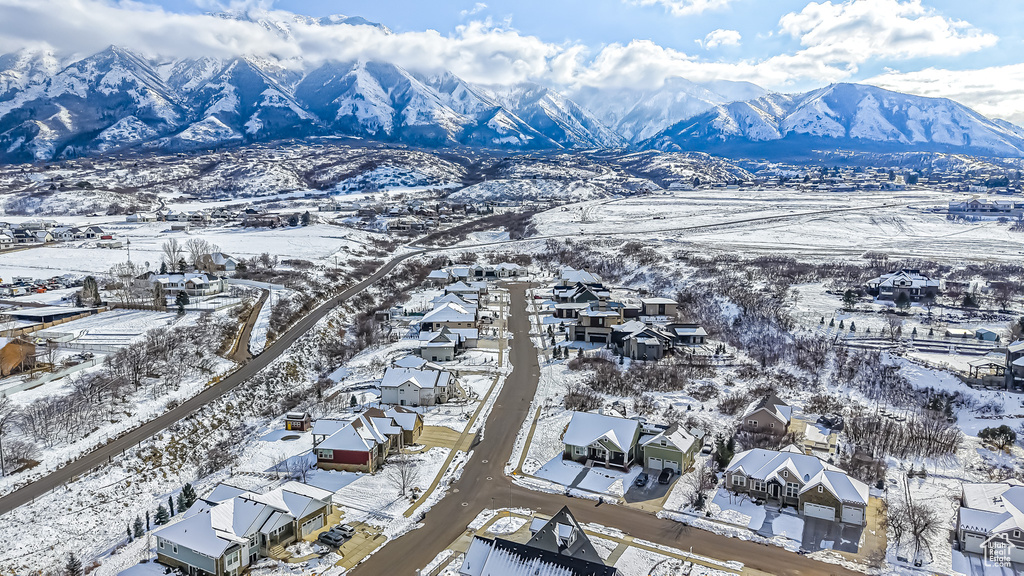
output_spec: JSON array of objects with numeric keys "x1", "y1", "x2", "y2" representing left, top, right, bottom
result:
[{"x1": 0, "y1": 36, "x2": 1022, "y2": 162}]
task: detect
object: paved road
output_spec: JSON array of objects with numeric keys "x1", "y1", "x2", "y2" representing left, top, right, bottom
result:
[
  {"x1": 353, "y1": 284, "x2": 860, "y2": 576},
  {"x1": 228, "y1": 288, "x2": 269, "y2": 363},
  {"x1": 0, "y1": 247, "x2": 433, "y2": 517}
]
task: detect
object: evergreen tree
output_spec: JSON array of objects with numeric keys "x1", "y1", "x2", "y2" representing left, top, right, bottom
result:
[
  {"x1": 168, "y1": 495, "x2": 175, "y2": 516},
  {"x1": 155, "y1": 503, "x2": 170, "y2": 525},
  {"x1": 181, "y1": 483, "x2": 198, "y2": 509},
  {"x1": 159, "y1": 261, "x2": 168, "y2": 274},
  {"x1": 849, "y1": 321, "x2": 856, "y2": 331},
  {"x1": 349, "y1": 394, "x2": 358, "y2": 407},
  {"x1": 829, "y1": 318, "x2": 835, "y2": 327},
  {"x1": 65, "y1": 552, "x2": 83, "y2": 576},
  {"x1": 176, "y1": 491, "x2": 187, "y2": 515},
  {"x1": 288, "y1": 214, "x2": 299, "y2": 227},
  {"x1": 175, "y1": 291, "x2": 190, "y2": 314},
  {"x1": 127, "y1": 523, "x2": 133, "y2": 542},
  {"x1": 301, "y1": 211, "x2": 311, "y2": 226},
  {"x1": 963, "y1": 292, "x2": 979, "y2": 308},
  {"x1": 842, "y1": 289, "x2": 857, "y2": 310},
  {"x1": 177, "y1": 257, "x2": 187, "y2": 273},
  {"x1": 145, "y1": 510, "x2": 150, "y2": 530},
  {"x1": 839, "y1": 320, "x2": 845, "y2": 329},
  {"x1": 895, "y1": 291, "x2": 911, "y2": 311},
  {"x1": 132, "y1": 515, "x2": 144, "y2": 538}
]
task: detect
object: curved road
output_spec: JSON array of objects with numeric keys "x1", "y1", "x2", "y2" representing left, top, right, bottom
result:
[
  {"x1": 353, "y1": 284, "x2": 861, "y2": 576},
  {"x1": 0, "y1": 245, "x2": 433, "y2": 516}
]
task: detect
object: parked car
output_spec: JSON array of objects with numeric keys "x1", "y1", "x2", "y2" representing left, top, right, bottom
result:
[
  {"x1": 634, "y1": 472, "x2": 648, "y2": 487},
  {"x1": 658, "y1": 468, "x2": 673, "y2": 484},
  {"x1": 700, "y1": 443, "x2": 713, "y2": 455},
  {"x1": 332, "y1": 524, "x2": 356, "y2": 538},
  {"x1": 317, "y1": 531, "x2": 346, "y2": 547}
]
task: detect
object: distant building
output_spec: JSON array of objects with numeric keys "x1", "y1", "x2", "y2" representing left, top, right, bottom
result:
[{"x1": 865, "y1": 269, "x2": 939, "y2": 302}]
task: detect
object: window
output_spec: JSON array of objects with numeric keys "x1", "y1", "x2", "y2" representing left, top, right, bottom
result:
[
  {"x1": 748, "y1": 420, "x2": 757, "y2": 427},
  {"x1": 732, "y1": 475, "x2": 746, "y2": 487},
  {"x1": 817, "y1": 486, "x2": 823, "y2": 493},
  {"x1": 159, "y1": 540, "x2": 164, "y2": 549},
  {"x1": 782, "y1": 470, "x2": 787, "y2": 478},
  {"x1": 769, "y1": 423, "x2": 775, "y2": 429},
  {"x1": 750, "y1": 480, "x2": 763, "y2": 492},
  {"x1": 315, "y1": 449, "x2": 332, "y2": 459},
  {"x1": 172, "y1": 545, "x2": 178, "y2": 554},
  {"x1": 786, "y1": 483, "x2": 799, "y2": 498}
]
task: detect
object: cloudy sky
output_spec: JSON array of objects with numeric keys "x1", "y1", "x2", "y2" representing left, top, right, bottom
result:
[{"x1": 2, "y1": 0, "x2": 1023, "y2": 122}]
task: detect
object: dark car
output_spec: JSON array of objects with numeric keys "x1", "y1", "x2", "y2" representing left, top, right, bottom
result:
[
  {"x1": 634, "y1": 472, "x2": 649, "y2": 487},
  {"x1": 658, "y1": 468, "x2": 673, "y2": 484},
  {"x1": 317, "y1": 531, "x2": 346, "y2": 547}
]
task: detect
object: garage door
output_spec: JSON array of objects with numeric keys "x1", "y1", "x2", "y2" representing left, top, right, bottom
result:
[
  {"x1": 647, "y1": 457, "x2": 663, "y2": 470},
  {"x1": 841, "y1": 505, "x2": 864, "y2": 525},
  {"x1": 664, "y1": 460, "x2": 680, "y2": 474},
  {"x1": 963, "y1": 533, "x2": 985, "y2": 554},
  {"x1": 301, "y1": 514, "x2": 324, "y2": 536},
  {"x1": 803, "y1": 503, "x2": 836, "y2": 521}
]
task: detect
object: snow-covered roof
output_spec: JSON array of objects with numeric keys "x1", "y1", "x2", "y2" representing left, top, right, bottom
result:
[
  {"x1": 311, "y1": 418, "x2": 350, "y2": 437},
  {"x1": 426, "y1": 269, "x2": 451, "y2": 280},
  {"x1": 866, "y1": 269, "x2": 939, "y2": 289},
  {"x1": 671, "y1": 325, "x2": 708, "y2": 337},
  {"x1": 245, "y1": 482, "x2": 331, "y2": 520},
  {"x1": 421, "y1": 302, "x2": 475, "y2": 324},
  {"x1": 800, "y1": 469, "x2": 868, "y2": 505},
  {"x1": 445, "y1": 281, "x2": 480, "y2": 293},
  {"x1": 205, "y1": 483, "x2": 247, "y2": 503},
  {"x1": 383, "y1": 407, "x2": 421, "y2": 431},
  {"x1": 432, "y1": 293, "x2": 476, "y2": 309},
  {"x1": 559, "y1": 266, "x2": 601, "y2": 285},
  {"x1": 640, "y1": 424, "x2": 697, "y2": 454},
  {"x1": 155, "y1": 511, "x2": 237, "y2": 557},
  {"x1": 612, "y1": 320, "x2": 647, "y2": 333},
  {"x1": 380, "y1": 366, "x2": 453, "y2": 391},
  {"x1": 1008, "y1": 340, "x2": 1024, "y2": 353},
  {"x1": 563, "y1": 411, "x2": 639, "y2": 452},
  {"x1": 726, "y1": 448, "x2": 844, "y2": 487},
  {"x1": 318, "y1": 416, "x2": 386, "y2": 452},
  {"x1": 641, "y1": 297, "x2": 676, "y2": 305},
  {"x1": 742, "y1": 394, "x2": 792, "y2": 424}
]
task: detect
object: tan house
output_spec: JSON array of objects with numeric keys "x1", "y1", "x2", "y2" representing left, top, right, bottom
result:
[
  {"x1": 739, "y1": 394, "x2": 793, "y2": 438},
  {"x1": 725, "y1": 447, "x2": 869, "y2": 525}
]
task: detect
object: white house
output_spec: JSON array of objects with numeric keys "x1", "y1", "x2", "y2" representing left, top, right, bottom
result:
[{"x1": 379, "y1": 365, "x2": 457, "y2": 406}]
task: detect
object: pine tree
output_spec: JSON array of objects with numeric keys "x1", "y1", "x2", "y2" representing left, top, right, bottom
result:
[
  {"x1": 145, "y1": 510, "x2": 150, "y2": 530},
  {"x1": 181, "y1": 483, "x2": 197, "y2": 509},
  {"x1": 175, "y1": 291, "x2": 189, "y2": 314},
  {"x1": 127, "y1": 523, "x2": 133, "y2": 542},
  {"x1": 829, "y1": 318, "x2": 835, "y2": 327},
  {"x1": 159, "y1": 261, "x2": 168, "y2": 274},
  {"x1": 64, "y1": 552, "x2": 83, "y2": 576},
  {"x1": 838, "y1": 320, "x2": 845, "y2": 329},
  {"x1": 177, "y1": 257, "x2": 187, "y2": 273},
  {"x1": 176, "y1": 491, "x2": 187, "y2": 514},
  {"x1": 849, "y1": 321, "x2": 856, "y2": 331},
  {"x1": 168, "y1": 495, "x2": 175, "y2": 516},
  {"x1": 155, "y1": 504, "x2": 170, "y2": 525},
  {"x1": 132, "y1": 515, "x2": 145, "y2": 538}
]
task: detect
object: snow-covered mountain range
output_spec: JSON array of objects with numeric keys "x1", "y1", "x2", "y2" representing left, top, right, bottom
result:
[{"x1": 1, "y1": 14, "x2": 1023, "y2": 162}]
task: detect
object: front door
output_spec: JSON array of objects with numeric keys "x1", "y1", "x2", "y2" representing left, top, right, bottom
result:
[{"x1": 769, "y1": 484, "x2": 780, "y2": 498}]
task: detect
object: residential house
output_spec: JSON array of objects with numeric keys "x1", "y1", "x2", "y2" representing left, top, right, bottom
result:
[
  {"x1": 419, "y1": 302, "x2": 477, "y2": 332},
  {"x1": 739, "y1": 394, "x2": 793, "y2": 439},
  {"x1": 419, "y1": 326, "x2": 462, "y2": 362},
  {"x1": 0, "y1": 231, "x2": 14, "y2": 250},
  {"x1": 956, "y1": 481, "x2": 1024, "y2": 563},
  {"x1": 379, "y1": 365, "x2": 458, "y2": 406},
  {"x1": 243, "y1": 214, "x2": 283, "y2": 228},
  {"x1": 461, "y1": 506, "x2": 621, "y2": 576},
  {"x1": 666, "y1": 323, "x2": 708, "y2": 346},
  {"x1": 562, "y1": 411, "x2": 641, "y2": 471},
  {"x1": 571, "y1": 302, "x2": 623, "y2": 344},
  {"x1": 311, "y1": 419, "x2": 349, "y2": 446},
  {"x1": 208, "y1": 252, "x2": 238, "y2": 272},
  {"x1": 1007, "y1": 340, "x2": 1024, "y2": 391},
  {"x1": 640, "y1": 297, "x2": 677, "y2": 317},
  {"x1": 314, "y1": 413, "x2": 390, "y2": 473},
  {"x1": 126, "y1": 212, "x2": 158, "y2": 222},
  {"x1": 724, "y1": 447, "x2": 869, "y2": 525},
  {"x1": 425, "y1": 269, "x2": 453, "y2": 286},
  {"x1": 639, "y1": 423, "x2": 700, "y2": 474},
  {"x1": 155, "y1": 481, "x2": 333, "y2": 576},
  {"x1": 865, "y1": 269, "x2": 939, "y2": 302},
  {"x1": 557, "y1": 267, "x2": 602, "y2": 286},
  {"x1": 621, "y1": 325, "x2": 674, "y2": 360},
  {"x1": 284, "y1": 412, "x2": 311, "y2": 432},
  {"x1": 379, "y1": 406, "x2": 423, "y2": 445},
  {"x1": 137, "y1": 272, "x2": 227, "y2": 298}
]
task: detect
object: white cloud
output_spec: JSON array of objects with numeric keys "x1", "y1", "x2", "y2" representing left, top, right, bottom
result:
[
  {"x1": 626, "y1": 0, "x2": 732, "y2": 17},
  {"x1": 460, "y1": 3, "x2": 487, "y2": 17},
  {"x1": 0, "y1": 0, "x2": 1014, "y2": 119},
  {"x1": 867, "y1": 65, "x2": 1024, "y2": 125},
  {"x1": 697, "y1": 29, "x2": 741, "y2": 49},
  {"x1": 779, "y1": 0, "x2": 997, "y2": 67}
]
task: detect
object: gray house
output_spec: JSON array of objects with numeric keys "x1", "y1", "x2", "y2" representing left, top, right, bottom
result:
[{"x1": 155, "y1": 482, "x2": 333, "y2": 576}]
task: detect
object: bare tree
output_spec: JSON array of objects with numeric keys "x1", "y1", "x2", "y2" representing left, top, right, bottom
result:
[
  {"x1": 993, "y1": 281, "x2": 1018, "y2": 312},
  {"x1": 161, "y1": 239, "x2": 184, "y2": 269},
  {"x1": 185, "y1": 238, "x2": 219, "y2": 269},
  {"x1": 884, "y1": 314, "x2": 904, "y2": 342},
  {"x1": 888, "y1": 496, "x2": 944, "y2": 560},
  {"x1": 287, "y1": 455, "x2": 314, "y2": 483},
  {"x1": 108, "y1": 261, "x2": 144, "y2": 305},
  {"x1": 385, "y1": 450, "x2": 418, "y2": 497},
  {"x1": 684, "y1": 459, "x2": 719, "y2": 510},
  {"x1": 0, "y1": 397, "x2": 16, "y2": 476}
]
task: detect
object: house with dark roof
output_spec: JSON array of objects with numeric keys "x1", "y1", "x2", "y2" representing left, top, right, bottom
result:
[
  {"x1": 739, "y1": 394, "x2": 793, "y2": 439},
  {"x1": 461, "y1": 507, "x2": 621, "y2": 576}
]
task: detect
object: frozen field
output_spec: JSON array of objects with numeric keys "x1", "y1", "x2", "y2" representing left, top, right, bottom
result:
[{"x1": 530, "y1": 188, "x2": 1024, "y2": 264}]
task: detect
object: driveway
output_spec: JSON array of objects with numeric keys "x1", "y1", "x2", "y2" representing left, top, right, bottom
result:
[
  {"x1": 624, "y1": 469, "x2": 675, "y2": 504},
  {"x1": 801, "y1": 517, "x2": 864, "y2": 554}
]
